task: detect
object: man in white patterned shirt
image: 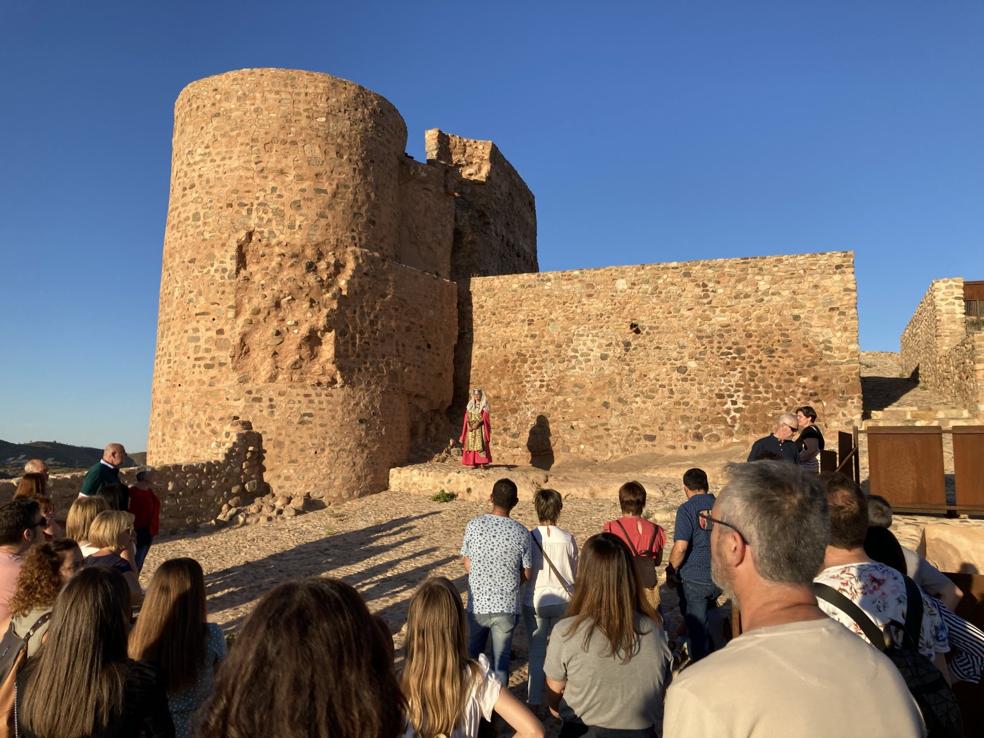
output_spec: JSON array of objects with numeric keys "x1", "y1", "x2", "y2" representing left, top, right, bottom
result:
[
  {"x1": 814, "y1": 474, "x2": 950, "y2": 678},
  {"x1": 461, "y1": 478, "x2": 532, "y2": 685}
]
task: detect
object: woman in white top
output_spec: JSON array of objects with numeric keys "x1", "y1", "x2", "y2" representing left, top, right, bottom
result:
[
  {"x1": 523, "y1": 488, "x2": 577, "y2": 712},
  {"x1": 401, "y1": 577, "x2": 543, "y2": 738}
]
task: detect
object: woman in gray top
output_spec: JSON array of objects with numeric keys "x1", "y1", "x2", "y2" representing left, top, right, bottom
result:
[{"x1": 544, "y1": 533, "x2": 672, "y2": 738}]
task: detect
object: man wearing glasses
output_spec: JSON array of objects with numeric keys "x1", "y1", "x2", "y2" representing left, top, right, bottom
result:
[
  {"x1": 746, "y1": 413, "x2": 799, "y2": 463},
  {"x1": 664, "y1": 461, "x2": 923, "y2": 737},
  {"x1": 0, "y1": 498, "x2": 46, "y2": 633}
]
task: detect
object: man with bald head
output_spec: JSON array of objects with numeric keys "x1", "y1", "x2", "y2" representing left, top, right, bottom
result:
[
  {"x1": 746, "y1": 413, "x2": 799, "y2": 463},
  {"x1": 23, "y1": 459, "x2": 49, "y2": 478},
  {"x1": 80, "y1": 443, "x2": 127, "y2": 501}
]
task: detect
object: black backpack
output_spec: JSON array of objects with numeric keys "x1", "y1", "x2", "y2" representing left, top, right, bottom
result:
[{"x1": 814, "y1": 577, "x2": 962, "y2": 738}]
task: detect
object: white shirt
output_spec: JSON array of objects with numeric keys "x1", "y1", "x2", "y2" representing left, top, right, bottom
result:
[
  {"x1": 401, "y1": 653, "x2": 501, "y2": 738},
  {"x1": 524, "y1": 525, "x2": 577, "y2": 608},
  {"x1": 665, "y1": 617, "x2": 925, "y2": 738}
]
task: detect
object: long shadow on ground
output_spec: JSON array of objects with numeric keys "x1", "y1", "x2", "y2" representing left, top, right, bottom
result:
[{"x1": 204, "y1": 512, "x2": 445, "y2": 631}]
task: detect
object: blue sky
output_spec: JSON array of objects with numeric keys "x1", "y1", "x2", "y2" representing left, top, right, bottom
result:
[{"x1": 0, "y1": 1, "x2": 982, "y2": 451}]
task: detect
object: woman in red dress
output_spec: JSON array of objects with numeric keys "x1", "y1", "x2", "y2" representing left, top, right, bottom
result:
[{"x1": 460, "y1": 388, "x2": 492, "y2": 468}]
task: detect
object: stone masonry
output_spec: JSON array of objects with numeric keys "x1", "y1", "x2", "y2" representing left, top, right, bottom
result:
[
  {"x1": 901, "y1": 278, "x2": 984, "y2": 414},
  {"x1": 148, "y1": 69, "x2": 535, "y2": 500},
  {"x1": 1, "y1": 421, "x2": 267, "y2": 534},
  {"x1": 463, "y1": 252, "x2": 862, "y2": 465},
  {"x1": 149, "y1": 68, "x2": 862, "y2": 502}
]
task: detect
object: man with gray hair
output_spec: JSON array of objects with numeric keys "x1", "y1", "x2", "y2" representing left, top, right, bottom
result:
[
  {"x1": 80, "y1": 443, "x2": 127, "y2": 498},
  {"x1": 665, "y1": 461, "x2": 923, "y2": 737},
  {"x1": 746, "y1": 413, "x2": 799, "y2": 462}
]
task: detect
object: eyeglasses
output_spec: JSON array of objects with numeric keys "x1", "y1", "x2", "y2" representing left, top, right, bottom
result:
[{"x1": 699, "y1": 512, "x2": 748, "y2": 543}]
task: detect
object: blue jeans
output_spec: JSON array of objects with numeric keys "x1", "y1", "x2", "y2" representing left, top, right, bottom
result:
[
  {"x1": 134, "y1": 529, "x2": 153, "y2": 573},
  {"x1": 467, "y1": 610, "x2": 518, "y2": 686},
  {"x1": 678, "y1": 579, "x2": 721, "y2": 662},
  {"x1": 523, "y1": 602, "x2": 568, "y2": 704}
]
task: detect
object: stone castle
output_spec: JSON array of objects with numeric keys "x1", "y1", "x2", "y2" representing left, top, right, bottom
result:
[{"x1": 148, "y1": 68, "x2": 863, "y2": 501}]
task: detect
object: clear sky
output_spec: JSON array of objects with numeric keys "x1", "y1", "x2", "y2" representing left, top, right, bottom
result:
[{"x1": 1, "y1": 0, "x2": 982, "y2": 451}]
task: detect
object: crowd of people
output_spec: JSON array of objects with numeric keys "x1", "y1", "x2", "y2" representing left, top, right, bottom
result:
[{"x1": 1, "y1": 433, "x2": 980, "y2": 737}]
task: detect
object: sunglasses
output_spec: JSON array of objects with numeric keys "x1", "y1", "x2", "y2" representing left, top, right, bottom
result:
[{"x1": 699, "y1": 512, "x2": 748, "y2": 543}]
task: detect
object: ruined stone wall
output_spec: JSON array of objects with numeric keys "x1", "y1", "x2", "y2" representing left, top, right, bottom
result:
[
  {"x1": 901, "y1": 278, "x2": 982, "y2": 410},
  {"x1": 462, "y1": 251, "x2": 861, "y2": 465},
  {"x1": 149, "y1": 70, "x2": 488, "y2": 500},
  {"x1": 425, "y1": 129, "x2": 539, "y2": 410},
  {"x1": 0, "y1": 424, "x2": 266, "y2": 535}
]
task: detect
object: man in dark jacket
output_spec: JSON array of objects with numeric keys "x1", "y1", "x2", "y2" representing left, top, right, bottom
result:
[
  {"x1": 80, "y1": 443, "x2": 127, "y2": 501},
  {"x1": 747, "y1": 414, "x2": 799, "y2": 463}
]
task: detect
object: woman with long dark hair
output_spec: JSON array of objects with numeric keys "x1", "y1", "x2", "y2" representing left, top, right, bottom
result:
[
  {"x1": 16, "y1": 567, "x2": 173, "y2": 738},
  {"x1": 544, "y1": 533, "x2": 671, "y2": 738},
  {"x1": 129, "y1": 558, "x2": 225, "y2": 738},
  {"x1": 198, "y1": 577, "x2": 404, "y2": 738}
]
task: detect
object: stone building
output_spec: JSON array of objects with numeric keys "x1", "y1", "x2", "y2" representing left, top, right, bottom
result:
[{"x1": 149, "y1": 68, "x2": 863, "y2": 500}]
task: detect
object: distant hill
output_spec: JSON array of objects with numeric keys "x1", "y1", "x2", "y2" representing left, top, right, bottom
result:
[{"x1": 0, "y1": 440, "x2": 143, "y2": 478}]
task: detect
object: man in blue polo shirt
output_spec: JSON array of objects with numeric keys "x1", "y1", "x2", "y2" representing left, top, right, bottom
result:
[{"x1": 666, "y1": 467, "x2": 720, "y2": 662}]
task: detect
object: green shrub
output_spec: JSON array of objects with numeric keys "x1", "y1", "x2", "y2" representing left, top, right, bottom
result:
[{"x1": 432, "y1": 489, "x2": 458, "y2": 503}]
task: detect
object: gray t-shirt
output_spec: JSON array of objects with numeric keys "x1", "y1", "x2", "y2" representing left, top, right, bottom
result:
[{"x1": 544, "y1": 614, "x2": 671, "y2": 730}]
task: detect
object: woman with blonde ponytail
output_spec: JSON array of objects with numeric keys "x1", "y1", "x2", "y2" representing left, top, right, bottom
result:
[{"x1": 400, "y1": 577, "x2": 542, "y2": 738}]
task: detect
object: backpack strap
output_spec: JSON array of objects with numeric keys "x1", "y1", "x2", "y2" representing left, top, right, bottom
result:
[
  {"x1": 644, "y1": 525, "x2": 660, "y2": 556},
  {"x1": 613, "y1": 520, "x2": 640, "y2": 556},
  {"x1": 901, "y1": 576, "x2": 924, "y2": 650},
  {"x1": 22, "y1": 612, "x2": 52, "y2": 643},
  {"x1": 813, "y1": 582, "x2": 889, "y2": 650}
]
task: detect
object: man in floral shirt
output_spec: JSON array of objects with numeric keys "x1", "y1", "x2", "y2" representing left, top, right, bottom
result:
[{"x1": 814, "y1": 475, "x2": 950, "y2": 678}]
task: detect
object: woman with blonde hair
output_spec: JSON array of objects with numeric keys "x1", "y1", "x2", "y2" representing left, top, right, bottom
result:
[
  {"x1": 66, "y1": 495, "x2": 109, "y2": 557},
  {"x1": 400, "y1": 577, "x2": 542, "y2": 738},
  {"x1": 13, "y1": 473, "x2": 47, "y2": 500},
  {"x1": 544, "y1": 533, "x2": 671, "y2": 737},
  {"x1": 85, "y1": 510, "x2": 142, "y2": 605},
  {"x1": 130, "y1": 558, "x2": 225, "y2": 738}
]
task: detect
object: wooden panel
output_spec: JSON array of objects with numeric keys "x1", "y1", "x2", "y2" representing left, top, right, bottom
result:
[
  {"x1": 867, "y1": 426, "x2": 946, "y2": 513},
  {"x1": 953, "y1": 426, "x2": 984, "y2": 513},
  {"x1": 964, "y1": 281, "x2": 984, "y2": 301},
  {"x1": 837, "y1": 431, "x2": 856, "y2": 481},
  {"x1": 820, "y1": 449, "x2": 838, "y2": 473}
]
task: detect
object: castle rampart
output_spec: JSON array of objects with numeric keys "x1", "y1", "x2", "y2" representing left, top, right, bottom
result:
[
  {"x1": 148, "y1": 69, "x2": 533, "y2": 499},
  {"x1": 149, "y1": 68, "x2": 862, "y2": 501},
  {"x1": 462, "y1": 251, "x2": 862, "y2": 465}
]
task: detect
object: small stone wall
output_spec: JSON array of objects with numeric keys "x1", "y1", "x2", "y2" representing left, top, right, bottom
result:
[
  {"x1": 901, "y1": 279, "x2": 983, "y2": 411},
  {"x1": 0, "y1": 422, "x2": 268, "y2": 535}
]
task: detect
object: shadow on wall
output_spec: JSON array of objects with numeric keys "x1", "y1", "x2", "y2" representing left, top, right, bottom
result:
[
  {"x1": 860, "y1": 373, "x2": 920, "y2": 418},
  {"x1": 526, "y1": 414, "x2": 554, "y2": 470}
]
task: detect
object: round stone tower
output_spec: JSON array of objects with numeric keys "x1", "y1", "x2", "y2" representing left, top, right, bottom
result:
[{"x1": 148, "y1": 69, "x2": 458, "y2": 499}]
